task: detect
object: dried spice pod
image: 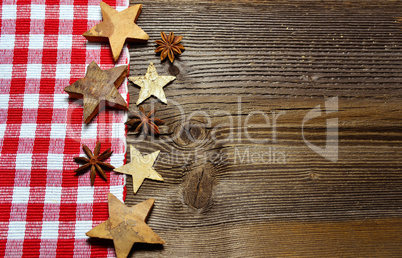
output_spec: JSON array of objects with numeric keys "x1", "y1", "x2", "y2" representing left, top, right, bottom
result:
[
  {"x1": 74, "y1": 142, "x2": 114, "y2": 186},
  {"x1": 126, "y1": 106, "x2": 164, "y2": 135},
  {"x1": 155, "y1": 31, "x2": 185, "y2": 62}
]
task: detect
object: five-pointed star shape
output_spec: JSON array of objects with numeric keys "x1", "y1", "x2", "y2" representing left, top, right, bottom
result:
[
  {"x1": 64, "y1": 61, "x2": 128, "y2": 123},
  {"x1": 129, "y1": 62, "x2": 176, "y2": 105},
  {"x1": 114, "y1": 145, "x2": 163, "y2": 194},
  {"x1": 86, "y1": 193, "x2": 165, "y2": 258},
  {"x1": 83, "y1": 2, "x2": 149, "y2": 62}
]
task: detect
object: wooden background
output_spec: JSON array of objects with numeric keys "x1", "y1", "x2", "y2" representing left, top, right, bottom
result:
[{"x1": 123, "y1": 0, "x2": 402, "y2": 256}]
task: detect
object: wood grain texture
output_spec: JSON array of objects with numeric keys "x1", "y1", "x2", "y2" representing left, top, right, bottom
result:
[{"x1": 124, "y1": 0, "x2": 402, "y2": 256}]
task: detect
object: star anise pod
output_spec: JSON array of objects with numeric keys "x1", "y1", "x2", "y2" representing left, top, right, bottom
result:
[
  {"x1": 155, "y1": 31, "x2": 185, "y2": 63},
  {"x1": 126, "y1": 106, "x2": 164, "y2": 135},
  {"x1": 74, "y1": 142, "x2": 115, "y2": 186}
]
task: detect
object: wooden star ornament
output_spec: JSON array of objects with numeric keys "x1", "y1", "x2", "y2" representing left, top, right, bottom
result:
[
  {"x1": 64, "y1": 61, "x2": 128, "y2": 123},
  {"x1": 83, "y1": 2, "x2": 149, "y2": 62},
  {"x1": 86, "y1": 193, "x2": 165, "y2": 258},
  {"x1": 129, "y1": 62, "x2": 176, "y2": 105},
  {"x1": 114, "y1": 145, "x2": 163, "y2": 194}
]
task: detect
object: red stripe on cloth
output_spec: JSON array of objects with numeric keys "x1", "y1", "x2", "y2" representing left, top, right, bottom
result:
[
  {"x1": 20, "y1": 0, "x2": 55, "y2": 253},
  {"x1": 54, "y1": 0, "x2": 87, "y2": 255},
  {"x1": 91, "y1": 2, "x2": 116, "y2": 257},
  {"x1": 1, "y1": 1, "x2": 32, "y2": 255}
]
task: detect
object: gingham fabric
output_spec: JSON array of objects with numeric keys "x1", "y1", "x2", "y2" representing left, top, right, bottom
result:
[{"x1": 0, "y1": 0, "x2": 129, "y2": 256}]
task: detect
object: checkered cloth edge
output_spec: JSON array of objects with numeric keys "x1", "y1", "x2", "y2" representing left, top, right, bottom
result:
[{"x1": 0, "y1": 0, "x2": 129, "y2": 256}]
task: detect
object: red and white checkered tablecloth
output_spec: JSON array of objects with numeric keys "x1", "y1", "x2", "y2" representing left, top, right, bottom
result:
[{"x1": 0, "y1": 0, "x2": 129, "y2": 256}]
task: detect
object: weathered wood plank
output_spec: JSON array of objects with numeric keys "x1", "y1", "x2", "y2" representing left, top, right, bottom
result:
[
  {"x1": 130, "y1": 219, "x2": 402, "y2": 257},
  {"x1": 125, "y1": 0, "x2": 402, "y2": 256}
]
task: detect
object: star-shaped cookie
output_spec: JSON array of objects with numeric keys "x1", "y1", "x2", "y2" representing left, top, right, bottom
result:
[
  {"x1": 114, "y1": 145, "x2": 163, "y2": 194},
  {"x1": 64, "y1": 61, "x2": 128, "y2": 123},
  {"x1": 86, "y1": 193, "x2": 165, "y2": 258},
  {"x1": 129, "y1": 62, "x2": 176, "y2": 105},
  {"x1": 83, "y1": 2, "x2": 149, "y2": 62}
]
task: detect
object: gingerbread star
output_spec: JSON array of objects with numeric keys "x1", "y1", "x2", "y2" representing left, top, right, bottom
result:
[
  {"x1": 83, "y1": 2, "x2": 149, "y2": 62},
  {"x1": 86, "y1": 193, "x2": 165, "y2": 258},
  {"x1": 64, "y1": 61, "x2": 128, "y2": 123},
  {"x1": 129, "y1": 62, "x2": 176, "y2": 105},
  {"x1": 114, "y1": 145, "x2": 163, "y2": 194}
]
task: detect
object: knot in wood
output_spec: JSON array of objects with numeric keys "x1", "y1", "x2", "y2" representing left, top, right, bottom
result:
[
  {"x1": 174, "y1": 120, "x2": 208, "y2": 148},
  {"x1": 168, "y1": 65, "x2": 180, "y2": 76},
  {"x1": 182, "y1": 162, "x2": 215, "y2": 210}
]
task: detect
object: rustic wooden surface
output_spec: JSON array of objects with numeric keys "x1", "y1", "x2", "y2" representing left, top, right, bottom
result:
[{"x1": 123, "y1": 0, "x2": 402, "y2": 256}]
